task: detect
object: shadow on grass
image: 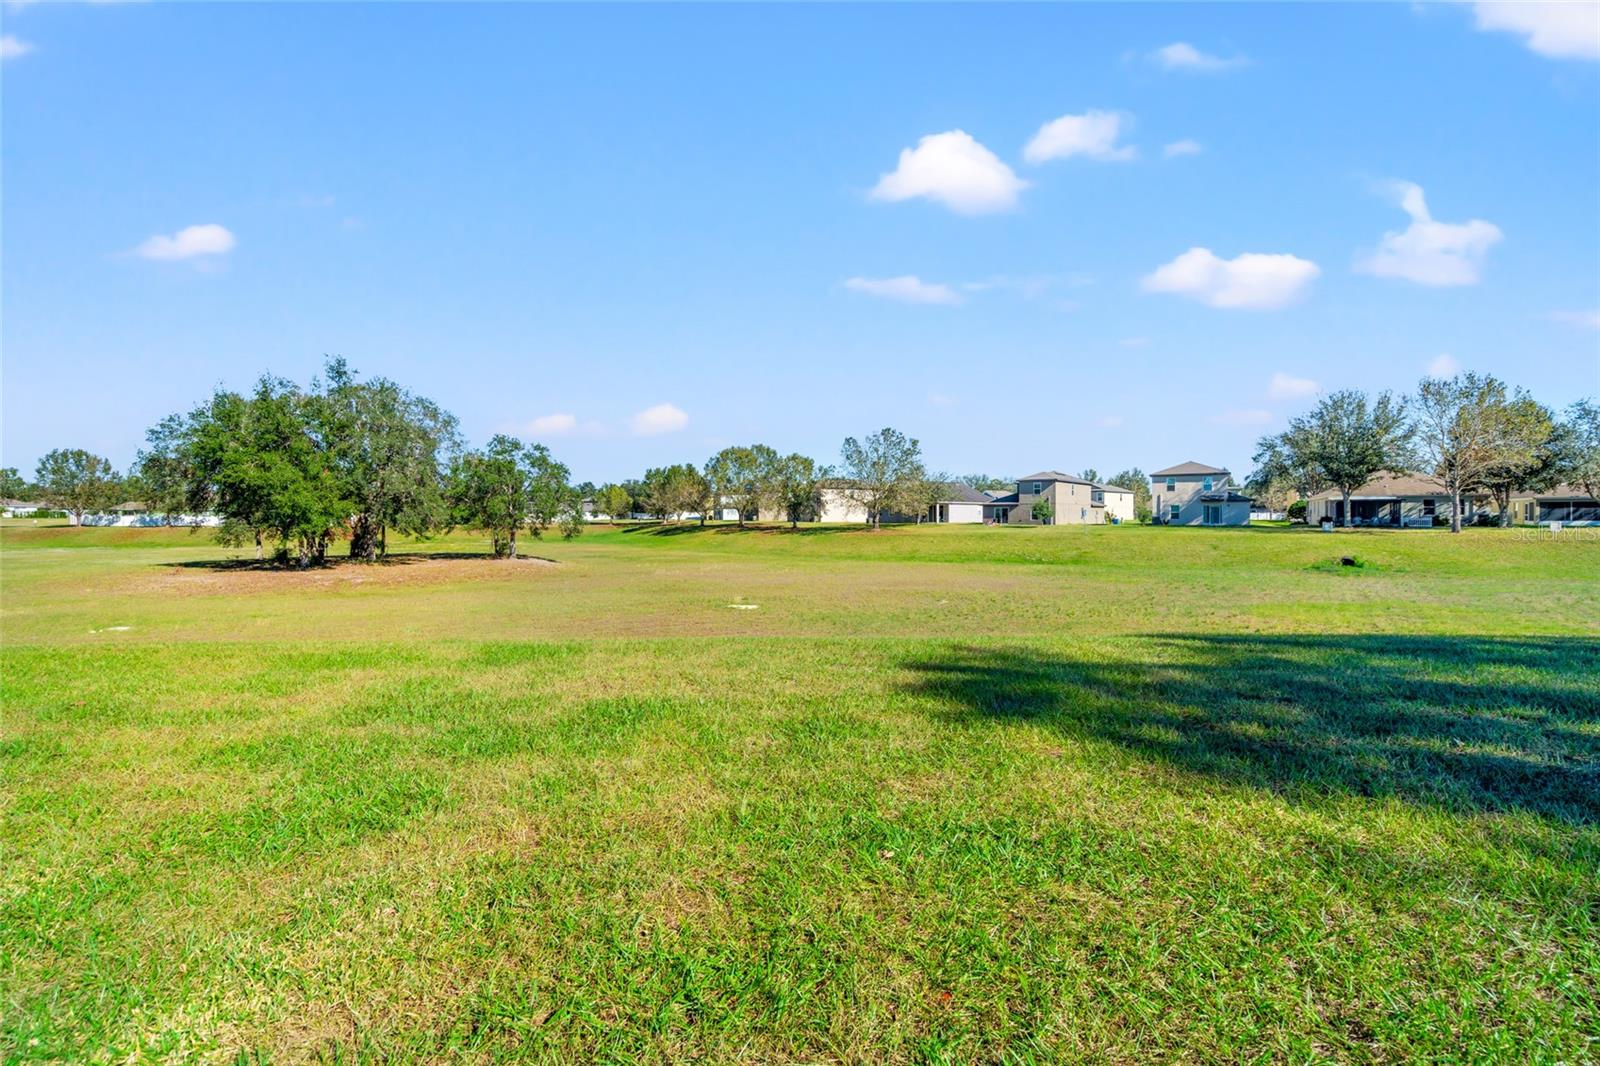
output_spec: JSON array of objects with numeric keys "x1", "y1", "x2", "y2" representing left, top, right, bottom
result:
[
  {"x1": 902, "y1": 635, "x2": 1600, "y2": 824},
  {"x1": 619, "y1": 521, "x2": 881, "y2": 538},
  {"x1": 167, "y1": 550, "x2": 559, "y2": 571}
]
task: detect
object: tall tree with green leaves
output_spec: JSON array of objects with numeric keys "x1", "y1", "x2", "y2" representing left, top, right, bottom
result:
[
  {"x1": 34, "y1": 448, "x2": 120, "y2": 525},
  {"x1": 957, "y1": 474, "x2": 1010, "y2": 492},
  {"x1": 1107, "y1": 468, "x2": 1152, "y2": 523},
  {"x1": 839, "y1": 427, "x2": 926, "y2": 529},
  {"x1": 704, "y1": 444, "x2": 780, "y2": 526},
  {"x1": 1476, "y1": 393, "x2": 1557, "y2": 525},
  {"x1": 1255, "y1": 389, "x2": 1411, "y2": 528},
  {"x1": 642, "y1": 463, "x2": 708, "y2": 522},
  {"x1": 318, "y1": 358, "x2": 461, "y2": 560},
  {"x1": 230, "y1": 377, "x2": 350, "y2": 566},
  {"x1": 1413, "y1": 373, "x2": 1541, "y2": 532},
  {"x1": 594, "y1": 483, "x2": 633, "y2": 522},
  {"x1": 773, "y1": 453, "x2": 824, "y2": 528},
  {"x1": 1079, "y1": 468, "x2": 1101, "y2": 485},
  {"x1": 1561, "y1": 399, "x2": 1600, "y2": 501},
  {"x1": 0, "y1": 467, "x2": 27, "y2": 501},
  {"x1": 448, "y1": 435, "x2": 574, "y2": 557}
]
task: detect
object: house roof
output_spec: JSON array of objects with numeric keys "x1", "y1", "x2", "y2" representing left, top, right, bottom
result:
[
  {"x1": 988, "y1": 492, "x2": 1020, "y2": 504},
  {"x1": 1094, "y1": 482, "x2": 1132, "y2": 494},
  {"x1": 1017, "y1": 470, "x2": 1099, "y2": 486},
  {"x1": 110, "y1": 501, "x2": 148, "y2": 512},
  {"x1": 1523, "y1": 484, "x2": 1599, "y2": 501},
  {"x1": 1305, "y1": 471, "x2": 1472, "y2": 501},
  {"x1": 1151, "y1": 461, "x2": 1230, "y2": 477},
  {"x1": 931, "y1": 482, "x2": 992, "y2": 504},
  {"x1": 1200, "y1": 490, "x2": 1253, "y2": 503}
]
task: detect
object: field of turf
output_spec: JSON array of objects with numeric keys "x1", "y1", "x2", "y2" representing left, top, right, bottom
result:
[{"x1": 3, "y1": 520, "x2": 1597, "y2": 1062}]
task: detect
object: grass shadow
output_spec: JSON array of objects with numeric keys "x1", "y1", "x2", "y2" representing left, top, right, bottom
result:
[
  {"x1": 901, "y1": 634, "x2": 1600, "y2": 825},
  {"x1": 619, "y1": 521, "x2": 881, "y2": 538},
  {"x1": 167, "y1": 550, "x2": 558, "y2": 571}
]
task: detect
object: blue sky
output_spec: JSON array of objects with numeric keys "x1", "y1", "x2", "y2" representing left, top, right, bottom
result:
[{"x1": 3, "y1": 2, "x2": 1598, "y2": 484}]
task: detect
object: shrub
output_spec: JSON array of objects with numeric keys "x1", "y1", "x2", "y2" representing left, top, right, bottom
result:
[{"x1": 1287, "y1": 500, "x2": 1308, "y2": 523}]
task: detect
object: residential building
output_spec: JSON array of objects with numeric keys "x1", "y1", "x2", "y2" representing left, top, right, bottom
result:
[
  {"x1": 1511, "y1": 485, "x2": 1600, "y2": 526},
  {"x1": 984, "y1": 472, "x2": 1134, "y2": 525},
  {"x1": 1150, "y1": 462, "x2": 1251, "y2": 525},
  {"x1": 1304, "y1": 472, "x2": 1486, "y2": 527}
]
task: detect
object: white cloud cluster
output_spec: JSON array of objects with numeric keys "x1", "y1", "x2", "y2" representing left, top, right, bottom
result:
[
  {"x1": 1471, "y1": 2, "x2": 1600, "y2": 60},
  {"x1": 1, "y1": 34, "x2": 34, "y2": 60},
  {"x1": 845, "y1": 275, "x2": 962, "y2": 306},
  {"x1": 528, "y1": 414, "x2": 578, "y2": 436},
  {"x1": 1358, "y1": 182, "x2": 1502, "y2": 287},
  {"x1": 629, "y1": 403, "x2": 688, "y2": 437},
  {"x1": 134, "y1": 223, "x2": 236, "y2": 261},
  {"x1": 1150, "y1": 42, "x2": 1246, "y2": 72},
  {"x1": 870, "y1": 130, "x2": 1027, "y2": 215},
  {"x1": 1142, "y1": 247, "x2": 1320, "y2": 310},
  {"x1": 1267, "y1": 372, "x2": 1319, "y2": 400},
  {"x1": 1163, "y1": 139, "x2": 1203, "y2": 158},
  {"x1": 1427, "y1": 353, "x2": 1462, "y2": 377},
  {"x1": 1023, "y1": 110, "x2": 1136, "y2": 164},
  {"x1": 1550, "y1": 309, "x2": 1600, "y2": 330}
]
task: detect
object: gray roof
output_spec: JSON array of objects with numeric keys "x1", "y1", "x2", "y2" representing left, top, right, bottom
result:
[
  {"x1": 988, "y1": 492, "x2": 1020, "y2": 504},
  {"x1": 1151, "y1": 461, "x2": 1230, "y2": 477},
  {"x1": 1200, "y1": 489, "x2": 1253, "y2": 503},
  {"x1": 1017, "y1": 470, "x2": 1097, "y2": 486},
  {"x1": 932, "y1": 482, "x2": 992, "y2": 504}
]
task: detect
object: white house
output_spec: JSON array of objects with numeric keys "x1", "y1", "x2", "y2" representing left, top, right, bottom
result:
[{"x1": 1150, "y1": 462, "x2": 1251, "y2": 526}]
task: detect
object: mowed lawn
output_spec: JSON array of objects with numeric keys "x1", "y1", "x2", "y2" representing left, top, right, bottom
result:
[{"x1": 2, "y1": 521, "x2": 1597, "y2": 1062}]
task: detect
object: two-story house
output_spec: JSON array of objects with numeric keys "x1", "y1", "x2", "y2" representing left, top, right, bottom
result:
[
  {"x1": 984, "y1": 471, "x2": 1135, "y2": 525},
  {"x1": 1150, "y1": 462, "x2": 1251, "y2": 526}
]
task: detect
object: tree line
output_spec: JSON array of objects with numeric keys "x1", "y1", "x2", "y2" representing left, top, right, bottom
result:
[
  {"x1": 13, "y1": 360, "x2": 584, "y2": 566},
  {"x1": 1250, "y1": 374, "x2": 1599, "y2": 531}
]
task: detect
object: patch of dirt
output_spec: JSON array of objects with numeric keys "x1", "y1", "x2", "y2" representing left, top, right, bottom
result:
[{"x1": 138, "y1": 555, "x2": 558, "y2": 596}]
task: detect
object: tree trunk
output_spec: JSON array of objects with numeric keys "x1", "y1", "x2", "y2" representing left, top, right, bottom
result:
[
  {"x1": 379, "y1": 524, "x2": 387, "y2": 558},
  {"x1": 1451, "y1": 489, "x2": 1462, "y2": 533},
  {"x1": 508, "y1": 526, "x2": 518, "y2": 559},
  {"x1": 254, "y1": 529, "x2": 263, "y2": 561},
  {"x1": 1495, "y1": 488, "x2": 1512, "y2": 527},
  {"x1": 1340, "y1": 488, "x2": 1351, "y2": 528}
]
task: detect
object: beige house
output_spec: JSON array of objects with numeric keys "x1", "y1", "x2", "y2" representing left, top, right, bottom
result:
[
  {"x1": 1509, "y1": 485, "x2": 1600, "y2": 526},
  {"x1": 984, "y1": 472, "x2": 1135, "y2": 525},
  {"x1": 1151, "y1": 462, "x2": 1251, "y2": 526},
  {"x1": 1305, "y1": 472, "x2": 1485, "y2": 527}
]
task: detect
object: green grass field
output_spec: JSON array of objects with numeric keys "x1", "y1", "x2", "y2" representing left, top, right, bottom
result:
[{"x1": 3, "y1": 520, "x2": 1597, "y2": 1062}]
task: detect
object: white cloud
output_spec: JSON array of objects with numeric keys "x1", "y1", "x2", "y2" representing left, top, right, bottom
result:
[
  {"x1": 1023, "y1": 110, "x2": 1136, "y2": 164},
  {"x1": 1427, "y1": 353, "x2": 1462, "y2": 377},
  {"x1": 1, "y1": 34, "x2": 34, "y2": 60},
  {"x1": 1150, "y1": 42, "x2": 1247, "y2": 72},
  {"x1": 1163, "y1": 139, "x2": 1203, "y2": 158},
  {"x1": 1210, "y1": 409, "x2": 1274, "y2": 427},
  {"x1": 1142, "y1": 247, "x2": 1320, "y2": 310},
  {"x1": 1097, "y1": 415, "x2": 1126, "y2": 429},
  {"x1": 134, "y1": 223, "x2": 235, "y2": 261},
  {"x1": 845, "y1": 275, "x2": 962, "y2": 306},
  {"x1": 528, "y1": 414, "x2": 577, "y2": 436},
  {"x1": 870, "y1": 130, "x2": 1027, "y2": 215},
  {"x1": 629, "y1": 403, "x2": 688, "y2": 437},
  {"x1": 1550, "y1": 309, "x2": 1600, "y2": 330},
  {"x1": 928, "y1": 393, "x2": 957, "y2": 408},
  {"x1": 1267, "y1": 372, "x2": 1320, "y2": 400},
  {"x1": 1357, "y1": 181, "x2": 1502, "y2": 286},
  {"x1": 1118, "y1": 336, "x2": 1150, "y2": 349},
  {"x1": 1471, "y1": 2, "x2": 1600, "y2": 60}
]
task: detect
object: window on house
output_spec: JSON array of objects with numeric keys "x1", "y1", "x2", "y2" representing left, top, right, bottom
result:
[
  {"x1": 1169, "y1": 503, "x2": 1181, "y2": 521},
  {"x1": 1203, "y1": 477, "x2": 1213, "y2": 492},
  {"x1": 1422, "y1": 499, "x2": 1435, "y2": 517},
  {"x1": 1032, "y1": 482, "x2": 1042, "y2": 495},
  {"x1": 1203, "y1": 504, "x2": 1220, "y2": 525},
  {"x1": 1524, "y1": 501, "x2": 1535, "y2": 522},
  {"x1": 1166, "y1": 478, "x2": 1176, "y2": 491}
]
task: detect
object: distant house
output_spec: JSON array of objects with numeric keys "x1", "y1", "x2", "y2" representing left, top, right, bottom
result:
[
  {"x1": 1510, "y1": 485, "x2": 1600, "y2": 526},
  {"x1": 2, "y1": 499, "x2": 39, "y2": 517},
  {"x1": 1304, "y1": 472, "x2": 1486, "y2": 527},
  {"x1": 983, "y1": 472, "x2": 1135, "y2": 525},
  {"x1": 1150, "y1": 462, "x2": 1251, "y2": 526},
  {"x1": 892, "y1": 482, "x2": 989, "y2": 524}
]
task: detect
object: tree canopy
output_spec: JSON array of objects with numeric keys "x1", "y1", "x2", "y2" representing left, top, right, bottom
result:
[{"x1": 838, "y1": 428, "x2": 926, "y2": 529}]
